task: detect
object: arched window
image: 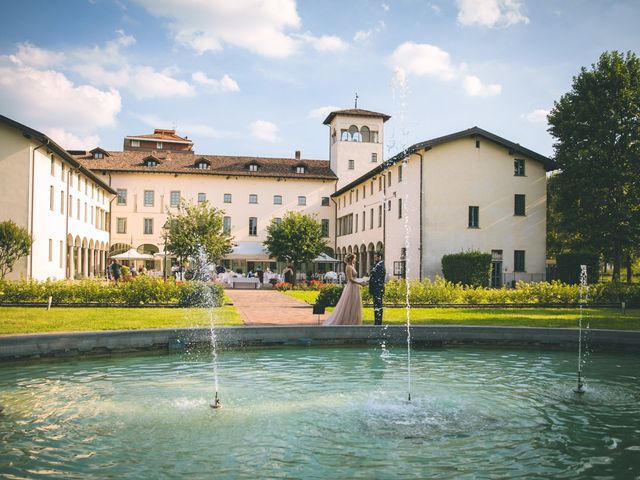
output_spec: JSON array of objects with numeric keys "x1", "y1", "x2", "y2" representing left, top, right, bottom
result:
[
  {"x1": 349, "y1": 125, "x2": 361, "y2": 142},
  {"x1": 248, "y1": 163, "x2": 259, "y2": 172},
  {"x1": 341, "y1": 130, "x2": 350, "y2": 141},
  {"x1": 360, "y1": 126, "x2": 370, "y2": 142},
  {"x1": 295, "y1": 165, "x2": 306, "y2": 174},
  {"x1": 195, "y1": 159, "x2": 210, "y2": 170},
  {"x1": 143, "y1": 157, "x2": 159, "y2": 167}
]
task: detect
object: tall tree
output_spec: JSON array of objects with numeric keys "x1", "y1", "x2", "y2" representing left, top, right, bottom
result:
[
  {"x1": 164, "y1": 200, "x2": 233, "y2": 267},
  {"x1": 263, "y1": 211, "x2": 327, "y2": 285},
  {"x1": 0, "y1": 220, "x2": 32, "y2": 279},
  {"x1": 548, "y1": 51, "x2": 640, "y2": 282}
]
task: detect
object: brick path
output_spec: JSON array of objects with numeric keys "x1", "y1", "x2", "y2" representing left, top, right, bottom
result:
[{"x1": 225, "y1": 289, "x2": 326, "y2": 325}]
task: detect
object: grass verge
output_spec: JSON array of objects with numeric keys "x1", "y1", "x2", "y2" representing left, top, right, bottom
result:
[
  {"x1": 0, "y1": 306, "x2": 242, "y2": 335},
  {"x1": 283, "y1": 291, "x2": 640, "y2": 330}
]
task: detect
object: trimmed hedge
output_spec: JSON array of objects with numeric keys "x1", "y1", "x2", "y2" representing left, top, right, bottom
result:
[
  {"x1": 316, "y1": 284, "x2": 344, "y2": 307},
  {"x1": 557, "y1": 252, "x2": 600, "y2": 284},
  {"x1": 442, "y1": 251, "x2": 492, "y2": 287},
  {"x1": 0, "y1": 278, "x2": 224, "y2": 307},
  {"x1": 360, "y1": 277, "x2": 640, "y2": 307}
]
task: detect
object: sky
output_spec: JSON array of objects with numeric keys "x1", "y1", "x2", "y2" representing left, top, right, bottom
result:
[{"x1": 1, "y1": 0, "x2": 639, "y2": 161}]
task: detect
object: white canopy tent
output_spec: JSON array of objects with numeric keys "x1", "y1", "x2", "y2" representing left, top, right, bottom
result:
[
  {"x1": 225, "y1": 242, "x2": 271, "y2": 261},
  {"x1": 110, "y1": 248, "x2": 155, "y2": 261},
  {"x1": 312, "y1": 252, "x2": 339, "y2": 263}
]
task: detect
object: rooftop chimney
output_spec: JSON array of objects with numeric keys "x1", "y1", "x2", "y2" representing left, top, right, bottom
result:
[{"x1": 295, "y1": 150, "x2": 301, "y2": 160}]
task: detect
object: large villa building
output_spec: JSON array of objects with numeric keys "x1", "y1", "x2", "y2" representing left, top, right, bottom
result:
[{"x1": 0, "y1": 108, "x2": 555, "y2": 285}]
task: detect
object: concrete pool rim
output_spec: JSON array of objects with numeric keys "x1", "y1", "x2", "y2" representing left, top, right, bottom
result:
[{"x1": 1, "y1": 325, "x2": 639, "y2": 362}]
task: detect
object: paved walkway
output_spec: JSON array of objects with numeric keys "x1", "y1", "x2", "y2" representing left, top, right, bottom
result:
[{"x1": 225, "y1": 289, "x2": 326, "y2": 325}]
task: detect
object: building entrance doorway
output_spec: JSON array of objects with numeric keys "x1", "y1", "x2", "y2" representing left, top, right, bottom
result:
[{"x1": 491, "y1": 250, "x2": 503, "y2": 288}]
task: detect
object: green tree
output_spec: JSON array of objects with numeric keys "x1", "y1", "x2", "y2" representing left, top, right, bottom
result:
[
  {"x1": 548, "y1": 51, "x2": 640, "y2": 282},
  {"x1": 546, "y1": 173, "x2": 585, "y2": 257},
  {"x1": 0, "y1": 220, "x2": 32, "y2": 279},
  {"x1": 264, "y1": 211, "x2": 327, "y2": 285},
  {"x1": 164, "y1": 200, "x2": 233, "y2": 267}
]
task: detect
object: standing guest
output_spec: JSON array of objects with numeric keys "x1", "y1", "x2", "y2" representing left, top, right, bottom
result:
[
  {"x1": 282, "y1": 265, "x2": 294, "y2": 284},
  {"x1": 257, "y1": 267, "x2": 264, "y2": 284},
  {"x1": 323, "y1": 254, "x2": 366, "y2": 326},
  {"x1": 369, "y1": 252, "x2": 386, "y2": 325},
  {"x1": 109, "y1": 259, "x2": 122, "y2": 284}
]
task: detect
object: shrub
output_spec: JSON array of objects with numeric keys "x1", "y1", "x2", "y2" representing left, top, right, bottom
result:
[
  {"x1": 441, "y1": 251, "x2": 492, "y2": 287},
  {"x1": 316, "y1": 284, "x2": 344, "y2": 307},
  {"x1": 557, "y1": 252, "x2": 600, "y2": 284},
  {"x1": 178, "y1": 282, "x2": 224, "y2": 307},
  {"x1": 0, "y1": 278, "x2": 220, "y2": 306}
]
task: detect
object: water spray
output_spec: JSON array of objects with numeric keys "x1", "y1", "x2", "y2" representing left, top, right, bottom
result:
[{"x1": 574, "y1": 265, "x2": 588, "y2": 395}]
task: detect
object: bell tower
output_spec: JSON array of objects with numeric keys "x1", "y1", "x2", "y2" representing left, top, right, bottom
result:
[{"x1": 323, "y1": 107, "x2": 390, "y2": 190}]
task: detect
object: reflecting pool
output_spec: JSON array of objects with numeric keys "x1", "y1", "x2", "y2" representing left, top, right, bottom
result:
[{"x1": 1, "y1": 346, "x2": 639, "y2": 479}]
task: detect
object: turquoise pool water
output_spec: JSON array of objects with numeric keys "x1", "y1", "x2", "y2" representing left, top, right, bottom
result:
[{"x1": 1, "y1": 346, "x2": 639, "y2": 479}]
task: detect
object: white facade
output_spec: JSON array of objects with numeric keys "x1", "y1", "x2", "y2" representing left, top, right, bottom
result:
[
  {"x1": 96, "y1": 170, "x2": 335, "y2": 272},
  {"x1": 0, "y1": 118, "x2": 114, "y2": 280},
  {"x1": 333, "y1": 118, "x2": 551, "y2": 286}
]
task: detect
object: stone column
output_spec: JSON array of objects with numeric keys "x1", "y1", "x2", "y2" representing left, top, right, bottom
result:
[
  {"x1": 87, "y1": 247, "x2": 93, "y2": 278},
  {"x1": 81, "y1": 247, "x2": 88, "y2": 278},
  {"x1": 68, "y1": 245, "x2": 74, "y2": 279}
]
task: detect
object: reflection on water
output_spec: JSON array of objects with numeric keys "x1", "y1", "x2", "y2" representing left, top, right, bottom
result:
[{"x1": 1, "y1": 346, "x2": 639, "y2": 479}]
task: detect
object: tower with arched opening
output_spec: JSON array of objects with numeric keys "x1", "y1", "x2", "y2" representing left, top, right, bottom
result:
[{"x1": 323, "y1": 108, "x2": 390, "y2": 190}]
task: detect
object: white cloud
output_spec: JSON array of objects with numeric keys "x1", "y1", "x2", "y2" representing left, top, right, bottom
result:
[
  {"x1": 250, "y1": 120, "x2": 280, "y2": 143},
  {"x1": 0, "y1": 56, "x2": 121, "y2": 131},
  {"x1": 45, "y1": 128, "x2": 101, "y2": 150},
  {"x1": 456, "y1": 0, "x2": 529, "y2": 28},
  {"x1": 353, "y1": 21, "x2": 386, "y2": 45},
  {"x1": 354, "y1": 30, "x2": 372, "y2": 44},
  {"x1": 308, "y1": 105, "x2": 342, "y2": 120},
  {"x1": 521, "y1": 108, "x2": 549, "y2": 123},
  {"x1": 129, "y1": 67, "x2": 194, "y2": 99},
  {"x1": 295, "y1": 32, "x2": 348, "y2": 52},
  {"x1": 192, "y1": 71, "x2": 240, "y2": 93},
  {"x1": 429, "y1": 3, "x2": 442, "y2": 14},
  {"x1": 382, "y1": 3, "x2": 390, "y2": 11},
  {"x1": 463, "y1": 75, "x2": 502, "y2": 97},
  {"x1": 390, "y1": 42, "x2": 502, "y2": 97},
  {"x1": 390, "y1": 42, "x2": 457, "y2": 81},
  {"x1": 133, "y1": 0, "x2": 301, "y2": 58},
  {"x1": 11, "y1": 42, "x2": 66, "y2": 68}
]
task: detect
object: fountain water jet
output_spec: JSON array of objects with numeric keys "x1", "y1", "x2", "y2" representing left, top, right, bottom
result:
[
  {"x1": 574, "y1": 264, "x2": 588, "y2": 394},
  {"x1": 189, "y1": 246, "x2": 223, "y2": 409}
]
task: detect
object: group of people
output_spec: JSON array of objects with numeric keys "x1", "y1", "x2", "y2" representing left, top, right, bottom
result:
[
  {"x1": 107, "y1": 259, "x2": 148, "y2": 283},
  {"x1": 324, "y1": 252, "x2": 385, "y2": 326}
]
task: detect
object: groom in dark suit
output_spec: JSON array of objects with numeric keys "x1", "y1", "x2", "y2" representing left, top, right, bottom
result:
[{"x1": 369, "y1": 252, "x2": 386, "y2": 325}]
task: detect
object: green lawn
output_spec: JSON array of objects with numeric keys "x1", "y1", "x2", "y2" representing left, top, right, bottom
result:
[
  {"x1": 283, "y1": 290, "x2": 640, "y2": 330},
  {"x1": 0, "y1": 306, "x2": 242, "y2": 335}
]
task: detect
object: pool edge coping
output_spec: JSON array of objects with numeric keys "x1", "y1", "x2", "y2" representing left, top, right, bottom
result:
[{"x1": 1, "y1": 326, "x2": 639, "y2": 362}]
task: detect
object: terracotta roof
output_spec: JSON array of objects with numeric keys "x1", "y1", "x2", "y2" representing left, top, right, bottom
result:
[
  {"x1": 75, "y1": 150, "x2": 337, "y2": 180},
  {"x1": 323, "y1": 108, "x2": 391, "y2": 125},
  {"x1": 125, "y1": 129, "x2": 192, "y2": 144}
]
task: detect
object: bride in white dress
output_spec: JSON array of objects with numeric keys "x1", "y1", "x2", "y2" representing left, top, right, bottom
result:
[{"x1": 323, "y1": 253, "x2": 367, "y2": 325}]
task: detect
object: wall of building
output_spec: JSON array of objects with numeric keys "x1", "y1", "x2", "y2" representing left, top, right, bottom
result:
[
  {"x1": 382, "y1": 153, "x2": 423, "y2": 281},
  {"x1": 334, "y1": 173, "x2": 385, "y2": 276},
  {"x1": 421, "y1": 138, "x2": 547, "y2": 282},
  {"x1": 0, "y1": 123, "x2": 31, "y2": 279},
  {"x1": 100, "y1": 171, "x2": 336, "y2": 258},
  {"x1": 0, "y1": 123, "x2": 111, "y2": 280}
]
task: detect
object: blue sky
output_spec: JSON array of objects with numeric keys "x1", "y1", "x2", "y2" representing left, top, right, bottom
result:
[{"x1": 1, "y1": 0, "x2": 638, "y2": 160}]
